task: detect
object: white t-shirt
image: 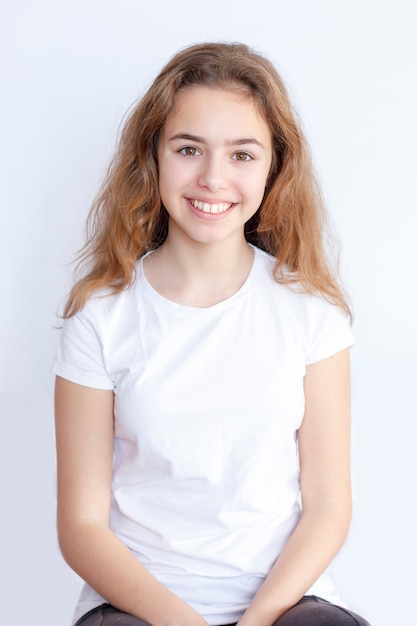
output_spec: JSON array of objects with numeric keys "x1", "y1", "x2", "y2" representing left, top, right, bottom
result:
[{"x1": 53, "y1": 246, "x2": 354, "y2": 625}]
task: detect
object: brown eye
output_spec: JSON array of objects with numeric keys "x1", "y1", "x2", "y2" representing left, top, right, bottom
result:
[
  {"x1": 234, "y1": 151, "x2": 251, "y2": 161},
  {"x1": 180, "y1": 146, "x2": 199, "y2": 156}
]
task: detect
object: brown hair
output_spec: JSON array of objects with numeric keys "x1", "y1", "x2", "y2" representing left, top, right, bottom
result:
[{"x1": 63, "y1": 42, "x2": 350, "y2": 318}]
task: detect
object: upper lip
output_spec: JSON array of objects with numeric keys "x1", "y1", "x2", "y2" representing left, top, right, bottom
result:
[{"x1": 187, "y1": 197, "x2": 236, "y2": 204}]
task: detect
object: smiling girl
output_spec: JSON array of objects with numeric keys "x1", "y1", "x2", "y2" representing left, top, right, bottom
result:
[{"x1": 53, "y1": 42, "x2": 370, "y2": 626}]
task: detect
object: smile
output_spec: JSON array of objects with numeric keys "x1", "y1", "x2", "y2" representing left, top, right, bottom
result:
[{"x1": 190, "y1": 199, "x2": 233, "y2": 214}]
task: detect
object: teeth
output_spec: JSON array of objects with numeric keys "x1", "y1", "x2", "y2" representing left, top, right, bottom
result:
[{"x1": 191, "y1": 200, "x2": 232, "y2": 214}]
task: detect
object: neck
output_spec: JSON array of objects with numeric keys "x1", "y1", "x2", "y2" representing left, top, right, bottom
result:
[{"x1": 144, "y1": 231, "x2": 254, "y2": 307}]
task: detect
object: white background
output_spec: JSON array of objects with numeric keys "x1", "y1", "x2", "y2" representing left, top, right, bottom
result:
[{"x1": 1, "y1": 1, "x2": 416, "y2": 624}]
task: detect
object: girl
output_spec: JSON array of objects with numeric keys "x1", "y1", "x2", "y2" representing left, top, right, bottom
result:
[{"x1": 53, "y1": 42, "x2": 370, "y2": 626}]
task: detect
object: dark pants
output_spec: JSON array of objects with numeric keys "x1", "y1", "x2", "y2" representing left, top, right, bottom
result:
[{"x1": 75, "y1": 597, "x2": 371, "y2": 626}]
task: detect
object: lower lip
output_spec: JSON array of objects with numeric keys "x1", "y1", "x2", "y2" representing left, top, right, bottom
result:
[{"x1": 187, "y1": 199, "x2": 236, "y2": 221}]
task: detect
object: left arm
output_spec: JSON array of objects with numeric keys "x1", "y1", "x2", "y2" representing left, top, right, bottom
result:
[{"x1": 238, "y1": 348, "x2": 352, "y2": 626}]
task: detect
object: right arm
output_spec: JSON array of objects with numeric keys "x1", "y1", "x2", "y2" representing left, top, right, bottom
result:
[{"x1": 55, "y1": 376, "x2": 208, "y2": 626}]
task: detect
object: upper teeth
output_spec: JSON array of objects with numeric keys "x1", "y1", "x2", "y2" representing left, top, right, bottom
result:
[{"x1": 191, "y1": 200, "x2": 232, "y2": 214}]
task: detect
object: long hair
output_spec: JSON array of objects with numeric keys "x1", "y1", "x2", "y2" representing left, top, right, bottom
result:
[{"x1": 63, "y1": 42, "x2": 351, "y2": 318}]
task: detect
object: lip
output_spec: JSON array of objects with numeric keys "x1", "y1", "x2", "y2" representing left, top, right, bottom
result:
[{"x1": 186, "y1": 197, "x2": 236, "y2": 220}]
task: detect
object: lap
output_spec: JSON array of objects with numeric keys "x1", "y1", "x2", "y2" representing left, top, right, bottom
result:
[
  {"x1": 74, "y1": 604, "x2": 148, "y2": 626},
  {"x1": 75, "y1": 598, "x2": 371, "y2": 626},
  {"x1": 275, "y1": 596, "x2": 371, "y2": 626}
]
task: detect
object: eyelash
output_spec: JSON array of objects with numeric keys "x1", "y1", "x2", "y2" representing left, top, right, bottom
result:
[
  {"x1": 178, "y1": 147, "x2": 253, "y2": 161},
  {"x1": 179, "y1": 146, "x2": 200, "y2": 157},
  {"x1": 233, "y1": 151, "x2": 253, "y2": 162}
]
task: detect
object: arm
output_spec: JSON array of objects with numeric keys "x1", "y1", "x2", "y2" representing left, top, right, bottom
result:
[
  {"x1": 238, "y1": 348, "x2": 352, "y2": 626},
  {"x1": 55, "y1": 376, "x2": 209, "y2": 626}
]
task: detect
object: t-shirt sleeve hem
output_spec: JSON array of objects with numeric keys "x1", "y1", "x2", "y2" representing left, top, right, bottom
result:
[
  {"x1": 52, "y1": 363, "x2": 114, "y2": 390},
  {"x1": 305, "y1": 337, "x2": 355, "y2": 366}
]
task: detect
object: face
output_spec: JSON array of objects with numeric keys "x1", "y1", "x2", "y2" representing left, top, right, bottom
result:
[{"x1": 157, "y1": 86, "x2": 273, "y2": 249}]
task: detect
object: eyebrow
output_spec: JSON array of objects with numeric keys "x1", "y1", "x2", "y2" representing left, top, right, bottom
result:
[{"x1": 168, "y1": 133, "x2": 267, "y2": 150}]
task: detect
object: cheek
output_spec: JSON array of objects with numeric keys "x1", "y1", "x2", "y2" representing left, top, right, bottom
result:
[
  {"x1": 158, "y1": 159, "x2": 175, "y2": 196},
  {"x1": 159, "y1": 158, "x2": 190, "y2": 193},
  {"x1": 243, "y1": 168, "x2": 270, "y2": 201}
]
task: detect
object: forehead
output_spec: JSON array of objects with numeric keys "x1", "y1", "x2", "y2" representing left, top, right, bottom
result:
[{"x1": 162, "y1": 85, "x2": 271, "y2": 137}]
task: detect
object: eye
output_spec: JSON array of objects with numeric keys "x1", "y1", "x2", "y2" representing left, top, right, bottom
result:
[
  {"x1": 179, "y1": 146, "x2": 200, "y2": 157},
  {"x1": 233, "y1": 151, "x2": 253, "y2": 162}
]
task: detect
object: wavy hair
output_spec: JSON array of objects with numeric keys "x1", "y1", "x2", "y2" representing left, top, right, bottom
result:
[{"x1": 63, "y1": 42, "x2": 350, "y2": 318}]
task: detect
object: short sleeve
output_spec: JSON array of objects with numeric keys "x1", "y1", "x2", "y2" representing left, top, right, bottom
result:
[
  {"x1": 52, "y1": 302, "x2": 114, "y2": 390},
  {"x1": 305, "y1": 297, "x2": 355, "y2": 365}
]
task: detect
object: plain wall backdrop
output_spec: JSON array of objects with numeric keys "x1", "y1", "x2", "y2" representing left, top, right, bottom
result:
[{"x1": 1, "y1": 1, "x2": 416, "y2": 624}]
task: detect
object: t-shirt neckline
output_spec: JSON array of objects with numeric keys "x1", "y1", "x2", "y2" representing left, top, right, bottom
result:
[{"x1": 138, "y1": 246, "x2": 260, "y2": 314}]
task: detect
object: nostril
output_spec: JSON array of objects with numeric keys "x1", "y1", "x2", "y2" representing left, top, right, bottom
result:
[{"x1": 198, "y1": 171, "x2": 228, "y2": 192}]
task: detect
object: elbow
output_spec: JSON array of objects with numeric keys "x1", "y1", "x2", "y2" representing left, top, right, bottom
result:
[
  {"x1": 337, "y1": 504, "x2": 352, "y2": 545},
  {"x1": 56, "y1": 515, "x2": 106, "y2": 572},
  {"x1": 338, "y1": 490, "x2": 353, "y2": 540},
  {"x1": 326, "y1": 500, "x2": 352, "y2": 548},
  {"x1": 301, "y1": 498, "x2": 353, "y2": 551},
  {"x1": 57, "y1": 518, "x2": 81, "y2": 568}
]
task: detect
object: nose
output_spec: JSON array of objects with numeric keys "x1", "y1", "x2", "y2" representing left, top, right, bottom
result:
[{"x1": 198, "y1": 155, "x2": 228, "y2": 192}]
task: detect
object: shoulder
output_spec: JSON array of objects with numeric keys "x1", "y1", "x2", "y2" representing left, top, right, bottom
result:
[
  {"x1": 252, "y1": 247, "x2": 354, "y2": 363},
  {"x1": 54, "y1": 263, "x2": 144, "y2": 389},
  {"x1": 67, "y1": 260, "x2": 144, "y2": 329}
]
